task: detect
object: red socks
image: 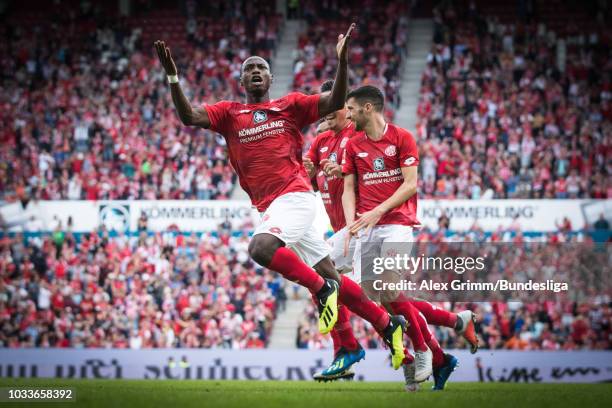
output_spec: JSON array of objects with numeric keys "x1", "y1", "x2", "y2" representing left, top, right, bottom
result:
[
  {"x1": 415, "y1": 309, "x2": 445, "y2": 368},
  {"x1": 268, "y1": 247, "x2": 324, "y2": 294},
  {"x1": 330, "y1": 329, "x2": 341, "y2": 355},
  {"x1": 314, "y1": 300, "x2": 360, "y2": 354},
  {"x1": 334, "y1": 304, "x2": 359, "y2": 351},
  {"x1": 388, "y1": 299, "x2": 427, "y2": 352},
  {"x1": 338, "y1": 275, "x2": 390, "y2": 332},
  {"x1": 412, "y1": 300, "x2": 457, "y2": 328}
]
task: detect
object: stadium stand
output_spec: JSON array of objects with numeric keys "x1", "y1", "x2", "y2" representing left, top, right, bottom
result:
[
  {"x1": 297, "y1": 228, "x2": 611, "y2": 351},
  {"x1": 292, "y1": 0, "x2": 410, "y2": 121},
  {"x1": 0, "y1": 228, "x2": 285, "y2": 348},
  {"x1": 0, "y1": 0, "x2": 281, "y2": 202},
  {"x1": 0, "y1": 0, "x2": 610, "y2": 352},
  {"x1": 415, "y1": 1, "x2": 611, "y2": 199}
]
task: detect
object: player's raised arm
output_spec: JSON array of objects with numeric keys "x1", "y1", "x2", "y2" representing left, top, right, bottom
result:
[
  {"x1": 318, "y1": 23, "x2": 355, "y2": 117},
  {"x1": 154, "y1": 40, "x2": 210, "y2": 128}
]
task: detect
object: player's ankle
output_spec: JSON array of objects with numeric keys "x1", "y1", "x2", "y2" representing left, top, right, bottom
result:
[{"x1": 454, "y1": 315, "x2": 464, "y2": 331}]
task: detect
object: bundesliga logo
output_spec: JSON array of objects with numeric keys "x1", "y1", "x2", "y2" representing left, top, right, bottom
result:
[
  {"x1": 373, "y1": 157, "x2": 385, "y2": 171},
  {"x1": 253, "y1": 110, "x2": 267, "y2": 124}
]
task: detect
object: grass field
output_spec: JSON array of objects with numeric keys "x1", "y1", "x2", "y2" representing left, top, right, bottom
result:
[{"x1": 0, "y1": 378, "x2": 610, "y2": 408}]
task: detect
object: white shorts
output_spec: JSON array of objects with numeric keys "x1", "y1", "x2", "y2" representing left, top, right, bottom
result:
[
  {"x1": 327, "y1": 226, "x2": 356, "y2": 274},
  {"x1": 254, "y1": 191, "x2": 329, "y2": 267},
  {"x1": 351, "y1": 224, "x2": 414, "y2": 284}
]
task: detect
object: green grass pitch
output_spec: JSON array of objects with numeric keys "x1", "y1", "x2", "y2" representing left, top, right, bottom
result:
[{"x1": 0, "y1": 378, "x2": 610, "y2": 408}]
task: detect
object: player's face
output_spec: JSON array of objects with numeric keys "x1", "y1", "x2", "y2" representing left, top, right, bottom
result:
[
  {"x1": 324, "y1": 108, "x2": 347, "y2": 132},
  {"x1": 240, "y1": 57, "x2": 272, "y2": 97},
  {"x1": 345, "y1": 98, "x2": 367, "y2": 131}
]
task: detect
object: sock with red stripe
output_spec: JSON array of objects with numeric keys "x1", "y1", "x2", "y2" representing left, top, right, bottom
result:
[
  {"x1": 389, "y1": 296, "x2": 427, "y2": 352},
  {"x1": 338, "y1": 275, "x2": 390, "y2": 332},
  {"x1": 330, "y1": 327, "x2": 341, "y2": 356},
  {"x1": 412, "y1": 300, "x2": 457, "y2": 328},
  {"x1": 268, "y1": 247, "x2": 324, "y2": 294},
  {"x1": 335, "y1": 303, "x2": 359, "y2": 351},
  {"x1": 415, "y1": 309, "x2": 445, "y2": 368}
]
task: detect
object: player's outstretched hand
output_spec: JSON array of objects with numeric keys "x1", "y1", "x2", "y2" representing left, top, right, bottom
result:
[
  {"x1": 336, "y1": 23, "x2": 356, "y2": 62},
  {"x1": 154, "y1": 40, "x2": 177, "y2": 76}
]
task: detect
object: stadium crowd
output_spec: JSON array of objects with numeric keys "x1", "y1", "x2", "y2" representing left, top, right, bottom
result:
[
  {"x1": 415, "y1": 3, "x2": 611, "y2": 199},
  {"x1": 292, "y1": 0, "x2": 409, "y2": 126},
  {"x1": 2, "y1": 222, "x2": 607, "y2": 350},
  {"x1": 297, "y1": 227, "x2": 611, "y2": 351},
  {"x1": 0, "y1": 227, "x2": 286, "y2": 348},
  {"x1": 0, "y1": 0, "x2": 282, "y2": 203},
  {"x1": 2, "y1": 1, "x2": 608, "y2": 203},
  {"x1": 1, "y1": 0, "x2": 610, "y2": 352},
  {"x1": 298, "y1": 298, "x2": 611, "y2": 351}
]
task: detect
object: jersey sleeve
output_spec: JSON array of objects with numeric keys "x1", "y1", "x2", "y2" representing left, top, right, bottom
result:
[
  {"x1": 289, "y1": 92, "x2": 321, "y2": 129},
  {"x1": 204, "y1": 101, "x2": 232, "y2": 134},
  {"x1": 341, "y1": 139, "x2": 357, "y2": 175},
  {"x1": 398, "y1": 129, "x2": 419, "y2": 167}
]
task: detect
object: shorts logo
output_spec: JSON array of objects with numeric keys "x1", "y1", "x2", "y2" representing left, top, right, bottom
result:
[
  {"x1": 340, "y1": 137, "x2": 349, "y2": 148},
  {"x1": 357, "y1": 152, "x2": 368, "y2": 158},
  {"x1": 373, "y1": 157, "x2": 385, "y2": 171},
  {"x1": 269, "y1": 227, "x2": 282, "y2": 234},
  {"x1": 404, "y1": 157, "x2": 416, "y2": 166},
  {"x1": 320, "y1": 146, "x2": 329, "y2": 153},
  {"x1": 253, "y1": 110, "x2": 267, "y2": 124},
  {"x1": 328, "y1": 152, "x2": 337, "y2": 163},
  {"x1": 384, "y1": 145, "x2": 397, "y2": 156}
]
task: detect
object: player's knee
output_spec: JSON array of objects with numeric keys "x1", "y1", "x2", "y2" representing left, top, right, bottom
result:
[
  {"x1": 313, "y1": 257, "x2": 340, "y2": 282},
  {"x1": 248, "y1": 234, "x2": 281, "y2": 266}
]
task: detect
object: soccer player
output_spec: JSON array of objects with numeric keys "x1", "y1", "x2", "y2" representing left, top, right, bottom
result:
[
  {"x1": 307, "y1": 82, "x2": 469, "y2": 388},
  {"x1": 305, "y1": 81, "x2": 364, "y2": 381},
  {"x1": 338, "y1": 85, "x2": 453, "y2": 383},
  {"x1": 154, "y1": 25, "x2": 407, "y2": 369}
]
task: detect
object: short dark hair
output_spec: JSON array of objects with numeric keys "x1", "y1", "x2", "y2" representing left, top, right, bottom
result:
[
  {"x1": 320, "y1": 80, "x2": 334, "y2": 93},
  {"x1": 346, "y1": 85, "x2": 384, "y2": 112},
  {"x1": 240, "y1": 56, "x2": 271, "y2": 75}
]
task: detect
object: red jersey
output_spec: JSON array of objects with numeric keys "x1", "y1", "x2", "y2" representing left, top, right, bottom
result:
[
  {"x1": 342, "y1": 123, "x2": 419, "y2": 226},
  {"x1": 205, "y1": 93, "x2": 320, "y2": 211},
  {"x1": 306, "y1": 122, "x2": 356, "y2": 232}
]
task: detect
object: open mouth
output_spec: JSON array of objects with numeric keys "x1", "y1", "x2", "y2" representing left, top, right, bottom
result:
[{"x1": 251, "y1": 75, "x2": 263, "y2": 85}]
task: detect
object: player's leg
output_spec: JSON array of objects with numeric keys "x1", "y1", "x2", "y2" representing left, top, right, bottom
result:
[
  {"x1": 412, "y1": 300, "x2": 479, "y2": 354},
  {"x1": 313, "y1": 303, "x2": 365, "y2": 381},
  {"x1": 416, "y1": 310, "x2": 458, "y2": 391},
  {"x1": 315, "y1": 227, "x2": 364, "y2": 379},
  {"x1": 401, "y1": 311, "x2": 457, "y2": 392},
  {"x1": 342, "y1": 230, "x2": 406, "y2": 370},
  {"x1": 376, "y1": 225, "x2": 433, "y2": 382},
  {"x1": 295, "y1": 224, "x2": 406, "y2": 371},
  {"x1": 249, "y1": 192, "x2": 339, "y2": 334}
]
